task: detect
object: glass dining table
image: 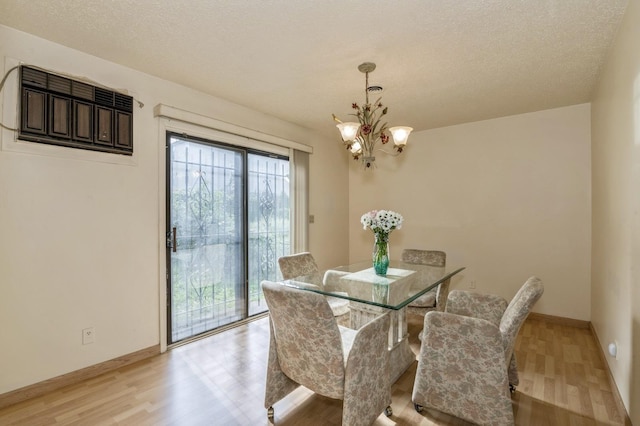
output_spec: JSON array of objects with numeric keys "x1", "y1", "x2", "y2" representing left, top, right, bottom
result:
[{"x1": 282, "y1": 260, "x2": 466, "y2": 383}]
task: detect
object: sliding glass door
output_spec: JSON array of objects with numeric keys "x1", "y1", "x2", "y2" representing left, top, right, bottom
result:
[
  {"x1": 247, "y1": 154, "x2": 291, "y2": 315},
  {"x1": 167, "y1": 132, "x2": 289, "y2": 344}
]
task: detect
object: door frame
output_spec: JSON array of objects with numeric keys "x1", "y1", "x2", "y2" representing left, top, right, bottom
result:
[
  {"x1": 165, "y1": 131, "x2": 250, "y2": 345},
  {"x1": 157, "y1": 114, "x2": 301, "y2": 352}
]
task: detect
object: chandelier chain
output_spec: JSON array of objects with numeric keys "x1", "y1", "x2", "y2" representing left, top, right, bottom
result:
[{"x1": 365, "y1": 69, "x2": 370, "y2": 105}]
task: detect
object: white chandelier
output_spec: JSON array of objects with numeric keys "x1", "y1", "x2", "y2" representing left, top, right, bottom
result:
[{"x1": 332, "y1": 62, "x2": 412, "y2": 168}]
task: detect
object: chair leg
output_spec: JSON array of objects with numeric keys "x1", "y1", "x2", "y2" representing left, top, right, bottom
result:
[
  {"x1": 414, "y1": 403, "x2": 423, "y2": 413},
  {"x1": 267, "y1": 406, "x2": 274, "y2": 421},
  {"x1": 385, "y1": 406, "x2": 393, "y2": 417}
]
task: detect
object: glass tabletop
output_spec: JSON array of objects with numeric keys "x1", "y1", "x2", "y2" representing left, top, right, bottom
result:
[{"x1": 282, "y1": 260, "x2": 465, "y2": 310}]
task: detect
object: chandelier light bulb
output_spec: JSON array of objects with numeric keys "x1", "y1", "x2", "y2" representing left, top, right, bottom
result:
[
  {"x1": 336, "y1": 122, "x2": 360, "y2": 142},
  {"x1": 389, "y1": 126, "x2": 413, "y2": 146}
]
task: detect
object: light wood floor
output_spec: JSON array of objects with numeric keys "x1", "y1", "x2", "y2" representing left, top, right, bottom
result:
[{"x1": 0, "y1": 314, "x2": 626, "y2": 425}]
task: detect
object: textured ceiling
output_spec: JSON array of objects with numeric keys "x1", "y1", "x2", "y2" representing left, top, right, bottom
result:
[{"x1": 0, "y1": 0, "x2": 629, "y2": 138}]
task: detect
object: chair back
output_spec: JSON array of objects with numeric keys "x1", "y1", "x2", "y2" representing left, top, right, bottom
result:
[
  {"x1": 402, "y1": 249, "x2": 448, "y2": 311},
  {"x1": 278, "y1": 252, "x2": 320, "y2": 280},
  {"x1": 401, "y1": 249, "x2": 446, "y2": 267},
  {"x1": 261, "y1": 281, "x2": 345, "y2": 395},
  {"x1": 500, "y1": 276, "x2": 544, "y2": 362}
]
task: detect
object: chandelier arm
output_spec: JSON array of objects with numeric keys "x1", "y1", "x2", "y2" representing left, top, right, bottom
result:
[{"x1": 375, "y1": 147, "x2": 403, "y2": 157}]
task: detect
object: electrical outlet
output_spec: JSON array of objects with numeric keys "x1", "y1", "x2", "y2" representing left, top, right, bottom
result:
[
  {"x1": 469, "y1": 280, "x2": 477, "y2": 289},
  {"x1": 82, "y1": 327, "x2": 95, "y2": 345}
]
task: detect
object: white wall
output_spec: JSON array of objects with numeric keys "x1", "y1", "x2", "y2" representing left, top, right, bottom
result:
[
  {"x1": 591, "y1": 0, "x2": 640, "y2": 420},
  {"x1": 0, "y1": 24, "x2": 348, "y2": 394},
  {"x1": 349, "y1": 104, "x2": 592, "y2": 320}
]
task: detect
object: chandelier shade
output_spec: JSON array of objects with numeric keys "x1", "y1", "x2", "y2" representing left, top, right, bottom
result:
[
  {"x1": 389, "y1": 126, "x2": 412, "y2": 146},
  {"x1": 332, "y1": 62, "x2": 412, "y2": 168},
  {"x1": 336, "y1": 122, "x2": 361, "y2": 142}
]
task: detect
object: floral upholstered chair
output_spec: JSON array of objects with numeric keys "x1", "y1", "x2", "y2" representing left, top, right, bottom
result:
[
  {"x1": 412, "y1": 276, "x2": 544, "y2": 425},
  {"x1": 445, "y1": 283, "x2": 519, "y2": 389},
  {"x1": 402, "y1": 249, "x2": 448, "y2": 318},
  {"x1": 261, "y1": 280, "x2": 393, "y2": 425},
  {"x1": 277, "y1": 252, "x2": 350, "y2": 326}
]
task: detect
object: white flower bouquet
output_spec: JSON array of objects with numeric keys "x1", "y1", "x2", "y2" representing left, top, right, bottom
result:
[
  {"x1": 360, "y1": 210, "x2": 404, "y2": 236},
  {"x1": 361, "y1": 210, "x2": 404, "y2": 275}
]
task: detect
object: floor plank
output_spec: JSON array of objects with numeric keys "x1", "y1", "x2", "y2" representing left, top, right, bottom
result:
[{"x1": 0, "y1": 314, "x2": 624, "y2": 425}]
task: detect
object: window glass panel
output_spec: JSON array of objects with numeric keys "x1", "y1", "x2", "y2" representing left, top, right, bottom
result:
[
  {"x1": 169, "y1": 136, "x2": 244, "y2": 342},
  {"x1": 247, "y1": 153, "x2": 290, "y2": 316}
]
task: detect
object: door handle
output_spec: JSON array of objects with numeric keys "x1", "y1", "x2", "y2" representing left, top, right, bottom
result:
[
  {"x1": 167, "y1": 227, "x2": 177, "y2": 252},
  {"x1": 172, "y1": 227, "x2": 177, "y2": 253}
]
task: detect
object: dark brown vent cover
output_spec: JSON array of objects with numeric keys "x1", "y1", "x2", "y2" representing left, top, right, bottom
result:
[
  {"x1": 22, "y1": 67, "x2": 47, "y2": 88},
  {"x1": 115, "y1": 93, "x2": 133, "y2": 112},
  {"x1": 48, "y1": 75, "x2": 71, "y2": 95},
  {"x1": 19, "y1": 66, "x2": 134, "y2": 155},
  {"x1": 94, "y1": 87, "x2": 115, "y2": 107},
  {"x1": 72, "y1": 81, "x2": 94, "y2": 101}
]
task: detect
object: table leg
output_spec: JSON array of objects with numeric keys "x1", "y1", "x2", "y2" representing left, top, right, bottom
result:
[{"x1": 349, "y1": 303, "x2": 415, "y2": 383}]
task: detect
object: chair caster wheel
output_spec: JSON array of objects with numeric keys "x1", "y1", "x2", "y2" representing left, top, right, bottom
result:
[
  {"x1": 414, "y1": 403, "x2": 423, "y2": 413},
  {"x1": 509, "y1": 384, "x2": 516, "y2": 394},
  {"x1": 267, "y1": 406, "x2": 274, "y2": 421},
  {"x1": 384, "y1": 406, "x2": 393, "y2": 417}
]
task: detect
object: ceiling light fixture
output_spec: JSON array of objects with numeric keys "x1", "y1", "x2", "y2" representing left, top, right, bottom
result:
[{"x1": 332, "y1": 62, "x2": 412, "y2": 168}]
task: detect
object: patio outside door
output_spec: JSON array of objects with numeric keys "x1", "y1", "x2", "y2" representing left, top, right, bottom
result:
[{"x1": 166, "y1": 132, "x2": 290, "y2": 344}]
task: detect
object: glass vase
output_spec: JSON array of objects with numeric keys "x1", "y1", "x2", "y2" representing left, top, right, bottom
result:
[{"x1": 372, "y1": 232, "x2": 390, "y2": 275}]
